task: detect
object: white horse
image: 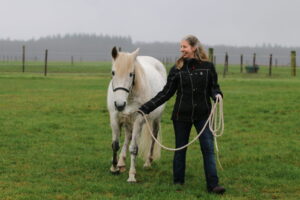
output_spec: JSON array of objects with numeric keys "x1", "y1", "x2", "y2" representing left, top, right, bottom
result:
[{"x1": 107, "y1": 47, "x2": 167, "y2": 182}]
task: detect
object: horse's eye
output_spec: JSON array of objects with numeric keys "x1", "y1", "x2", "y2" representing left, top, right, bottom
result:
[
  {"x1": 112, "y1": 71, "x2": 115, "y2": 76},
  {"x1": 129, "y1": 73, "x2": 133, "y2": 77}
]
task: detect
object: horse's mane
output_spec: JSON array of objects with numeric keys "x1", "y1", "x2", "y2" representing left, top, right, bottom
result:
[{"x1": 132, "y1": 60, "x2": 145, "y2": 93}]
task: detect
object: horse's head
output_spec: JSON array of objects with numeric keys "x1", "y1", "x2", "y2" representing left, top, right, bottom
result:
[{"x1": 111, "y1": 46, "x2": 139, "y2": 112}]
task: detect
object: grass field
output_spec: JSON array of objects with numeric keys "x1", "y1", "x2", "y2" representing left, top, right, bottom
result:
[{"x1": 0, "y1": 62, "x2": 299, "y2": 200}]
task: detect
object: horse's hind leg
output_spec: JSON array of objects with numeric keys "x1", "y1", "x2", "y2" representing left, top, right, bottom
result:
[
  {"x1": 117, "y1": 124, "x2": 132, "y2": 172},
  {"x1": 144, "y1": 118, "x2": 159, "y2": 168},
  {"x1": 110, "y1": 117, "x2": 121, "y2": 174}
]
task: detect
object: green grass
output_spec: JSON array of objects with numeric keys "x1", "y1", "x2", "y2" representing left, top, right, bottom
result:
[{"x1": 0, "y1": 63, "x2": 299, "y2": 199}]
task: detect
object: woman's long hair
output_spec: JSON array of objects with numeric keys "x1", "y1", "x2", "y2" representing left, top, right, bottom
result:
[{"x1": 176, "y1": 35, "x2": 209, "y2": 69}]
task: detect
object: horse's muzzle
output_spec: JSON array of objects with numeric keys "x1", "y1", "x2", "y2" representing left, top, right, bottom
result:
[{"x1": 114, "y1": 101, "x2": 126, "y2": 111}]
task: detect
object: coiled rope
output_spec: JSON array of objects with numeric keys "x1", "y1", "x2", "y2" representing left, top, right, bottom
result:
[{"x1": 138, "y1": 95, "x2": 224, "y2": 169}]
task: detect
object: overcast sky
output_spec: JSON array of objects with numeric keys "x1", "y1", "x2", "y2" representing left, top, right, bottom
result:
[{"x1": 0, "y1": 0, "x2": 299, "y2": 46}]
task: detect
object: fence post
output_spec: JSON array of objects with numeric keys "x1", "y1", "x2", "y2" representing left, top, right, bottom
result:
[
  {"x1": 208, "y1": 48, "x2": 214, "y2": 63},
  {"x1": 22, "y1": 45, "x2": 25, "y2": 72},
  {"x1": 44, "y1": 49, "x2": 48, "y2": 76},
  {"x1": 291, "y1": 51, "x2": 296, "y2": 76},
  {"x1": 240, "y1": 54, "x2": 243, "y2": 73},
  {"x1": 253, "y1": 53, "x2": 257, "y2": 73},
  {"x1": 269, "y1": 54, "x2": 272, "y2": 77},
  {"x1": 226, "y1": 52, "x2": 229, "y2": 73},
  {"x1": 223, "y1": 52, "x2": 228, "y2": 78},
  {"x1": 213, "y1": 56, "x2": 216, "y2": 66}
]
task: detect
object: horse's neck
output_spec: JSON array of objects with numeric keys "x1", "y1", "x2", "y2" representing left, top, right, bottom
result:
[
  {"x1": 131, "y1": 61, "x2": 148, "y2": 101},
  {"x1": 133, "y1": 61, "x2": 143, "y2": 90}
]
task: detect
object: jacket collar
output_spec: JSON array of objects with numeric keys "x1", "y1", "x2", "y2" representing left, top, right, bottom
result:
[{"x1": 184, "y1": 58, "x2": 200, "y2": 64}]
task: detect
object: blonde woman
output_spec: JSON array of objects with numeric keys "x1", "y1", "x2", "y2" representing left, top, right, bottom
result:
[{"x1": 138, "y1": 35, "x2": 225, "y2": 194}]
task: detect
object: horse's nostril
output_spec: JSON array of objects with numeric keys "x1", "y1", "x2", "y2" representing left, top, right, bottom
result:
[{"x1": 114, "y1": 101, "x2": 126, "y2": 111}]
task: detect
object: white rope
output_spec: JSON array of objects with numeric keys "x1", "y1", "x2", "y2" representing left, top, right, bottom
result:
[{"x1": 138, "y1": 95, "x2": 224, "y2": 168}]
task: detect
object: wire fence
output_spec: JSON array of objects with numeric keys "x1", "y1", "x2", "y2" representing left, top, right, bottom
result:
[
  {"x1": 0, "y1": 60, "x2": 297, "y2": 80},
  {"x1": 0, "y1": 50, "x2": 298, "y2": 79}
]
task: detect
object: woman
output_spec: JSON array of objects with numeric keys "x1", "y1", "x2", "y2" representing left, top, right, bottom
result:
[{"x1": 138, "y1": 35, "x2": 225, "y2": 194}]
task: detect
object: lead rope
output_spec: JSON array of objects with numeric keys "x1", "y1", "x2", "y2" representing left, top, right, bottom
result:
[
  {"x1": 138, "y1": 95, "x2": 224, "y2": 170},
  {"x1": 208, "y1": 95, "x2": 224, "y2": 170}
]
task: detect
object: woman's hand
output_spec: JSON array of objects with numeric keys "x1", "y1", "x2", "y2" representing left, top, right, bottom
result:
[{"x1": 215, "y1": 93, "x2": 223, "y2": 99}]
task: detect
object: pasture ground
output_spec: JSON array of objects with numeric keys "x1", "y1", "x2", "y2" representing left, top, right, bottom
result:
[{"x1": 0, "y1": 62, "x2": 299, "y2": 200}]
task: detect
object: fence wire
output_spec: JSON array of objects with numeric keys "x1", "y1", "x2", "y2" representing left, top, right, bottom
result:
[{"x1": 0, "y1": 51, "x2": 298, "y2": 78}]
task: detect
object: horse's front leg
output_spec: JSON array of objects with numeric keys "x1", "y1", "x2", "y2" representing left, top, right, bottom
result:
[
  {"x1": 110, "y1": 116, "x2": 121, "y2": 174},
  {"x1": 117, "y1": 124, "x2": 132, "y2": 172},
  {"x1": 127, "y1": 115, "x2": 144, "y2": 182}
]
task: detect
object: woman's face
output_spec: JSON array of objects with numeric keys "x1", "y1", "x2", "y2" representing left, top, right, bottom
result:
[{"x1": 180, "y1": 40, "x2": 196, "y2": 59}]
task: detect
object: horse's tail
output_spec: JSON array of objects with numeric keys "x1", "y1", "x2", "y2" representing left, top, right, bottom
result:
[{"x1": 138, "y1": 120, "x2": 161, "y2": 161}]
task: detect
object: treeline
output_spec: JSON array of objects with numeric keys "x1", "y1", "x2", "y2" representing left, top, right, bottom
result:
[
  {"x1": 0, "y1": 34, "x2": 134, "y2": 61},
  {"x1": 0, "y1": 34, "x2": 299, "y2": 65}
]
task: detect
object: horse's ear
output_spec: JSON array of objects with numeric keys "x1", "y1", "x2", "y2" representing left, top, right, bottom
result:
[
  {"x1": 132, "y1": 48, "x2": 140, "y2": 60},
  {"x1": 112, "y1": 46, "x2": 118, "y2": 60}
]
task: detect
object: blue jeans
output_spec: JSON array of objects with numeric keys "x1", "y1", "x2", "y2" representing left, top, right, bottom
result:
[{"x1": 172, "y1": 120, "x2": 219, "y2": 190}]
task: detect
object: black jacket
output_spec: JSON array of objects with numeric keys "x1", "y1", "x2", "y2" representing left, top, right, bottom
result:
[{"x1": 139, "y1": 58, "x2": 223, "y2": 122}]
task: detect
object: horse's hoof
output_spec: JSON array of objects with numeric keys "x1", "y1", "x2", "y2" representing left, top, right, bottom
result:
[
  {"x1": 110, "y1": 166, "x2": 120, "y2": 175},
  {"x1": 143, "y1": 162, "x2": 152, "y2": 168},
  {"x1": 127, "y1": 178, "x2": 137, "y2": 183},
  {"x1": 119, "y1": 166, "x2": 126, "y2": 173},
  {"x1": 127, "y1": 175, "x2": 137, "y2": 183}
]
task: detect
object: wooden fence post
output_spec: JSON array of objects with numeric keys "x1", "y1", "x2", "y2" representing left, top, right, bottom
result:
[
  {"x1": 223, "y1": 52, "x2": 228, "y2": 78},
  {"x1": 44, "y1": 49, "x2": 48, "y2": 76},
  {"x1": 291, "y1": 51, "x2": 296, "y2": 76},
  {"x1": 253, "y1": 53, "x2": 256, "y2": 66},
  {"x1": 208, "y1": 48, "x2": 214, "y2": 63},
  {"x1": 240, "y1": 54, "x2": 243, "y2": 73},
  {"x1": 22, "y1": 45, "x2": 25, "y2": 72},
  {"x1": 226, "y1": 52, "x2": 229, "y2": 73},
  {"x1": 269, "y1": 54, "x2": 272, "y2": 76},
  {"x1": 213, "y1": 56, "x2": 216, "y2": 66},
  {"x1": 253, "y1": 53, "x2": 257, "y2": 73}
]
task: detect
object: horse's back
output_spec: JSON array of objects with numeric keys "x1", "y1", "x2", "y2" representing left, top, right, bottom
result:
[{"x1": 137, "y1": 56, "x2": 167, "y2": 80}]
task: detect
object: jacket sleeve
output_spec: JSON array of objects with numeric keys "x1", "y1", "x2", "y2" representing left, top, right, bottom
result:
[
  {"x1": 209, "y1": 63, "x2": 223, "y2": 101},
  {"x1": 139, "y1": 66, "x2": 178, "y2": 114}
]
